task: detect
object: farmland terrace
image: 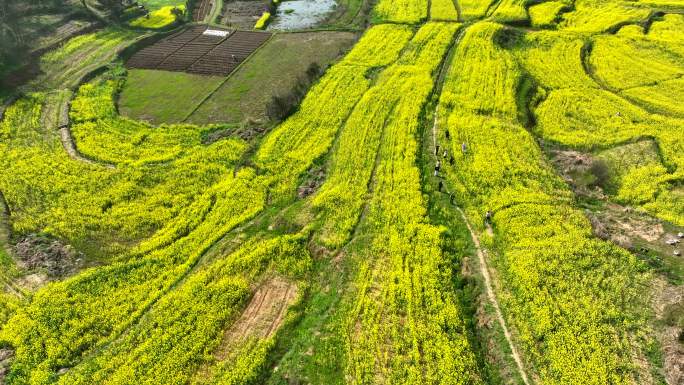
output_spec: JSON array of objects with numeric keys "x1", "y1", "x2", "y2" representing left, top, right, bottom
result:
[
  {"x1": 126, "y1": 26, "x2": 272, "y2": 76},
  {"x1": 0, "y1": 0, "x2": 683, "y2": 385}
]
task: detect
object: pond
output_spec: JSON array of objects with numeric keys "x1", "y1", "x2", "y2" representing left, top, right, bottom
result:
[{"x1": 268, "y1": 0, "x2": 337, "y2": 30}]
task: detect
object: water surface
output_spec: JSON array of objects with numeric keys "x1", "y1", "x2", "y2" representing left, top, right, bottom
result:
[{"x1": 268, "y1": 0, "x2": 337, "y2": 30}]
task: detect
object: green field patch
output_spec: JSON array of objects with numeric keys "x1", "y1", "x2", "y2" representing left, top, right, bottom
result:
[
  {"x1": 187, "y1": 31, "x2": 357, "y2": 126},
  {"x1": 529, "y1": 1, "x2": 570, "y2": 28},
  {"x1": 119, "y1": 69, "x2": 224, "y2": 125},
  {"x1": 129, "y1": 5, "x2": 185, "y2": 28}
]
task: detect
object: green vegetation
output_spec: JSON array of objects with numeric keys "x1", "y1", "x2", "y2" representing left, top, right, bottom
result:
[
  {"x1": 255, "y1": 12, "x2": 271, "y2": 30},
  {"x1": 187, "y1": 32, "x2": 357, "y2": 126},
  {"x1": 1, "y1": 1, "x2": 682, "y2": 384},
  {"x1": 120, "y1": 69, "x2": 224, "y2": 124},
  {"x1": 38, "y1": 28, "x2": 139, "y2": 89},
  {"x1": 129, "y1": 5, "x2": 185, "y2": 29}
]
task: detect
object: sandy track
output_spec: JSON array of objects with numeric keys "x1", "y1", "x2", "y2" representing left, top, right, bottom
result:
[
  {"x1": 456, "y1": 207, "x2": 531, "y2": 385},
  {"x1": 215, "y1": 276, "x2": 297, "y2": 360},
  {"x1": 430, "y1": 45, "x2": 531, "y2": 382}
]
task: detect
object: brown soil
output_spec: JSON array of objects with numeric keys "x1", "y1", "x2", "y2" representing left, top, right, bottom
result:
[
  {"x1": 587, "y1": 203, "x2": 665, "y2": 249},
  {"x1": 14, "y1": 234, "x2": 84, "y2": 278},
  {"x1": 298, "y1": 167, "x2": 326, "y2": 199},
  {"x1": 216, "y1": 276, "x2": 297, "y2": 360},
  {"x1": 456, "y1": 207, "x2": 532, "y2": 385},
  {"x1": 193, "y1": 0, "x2": 214, "y2": 22},
  {"x1": 219, "y1": 1, "x2": 268, "y2": 29},
  {"x1": 651, "y1": 278, "x2": 684, "y2": 385},
  {"x1": 127, "y1": 26, "x2": 272, "y2": 76},
  {"x1": 550, "y1": 149, "x2": 606, "y2": 199},
  {"x1": 0, "y1": 348, "x2": 14, "y2": 383}
]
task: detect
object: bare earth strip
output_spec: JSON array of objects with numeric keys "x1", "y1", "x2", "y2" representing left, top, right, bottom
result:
[
  {"x1": 217, "y1": 276, "x2": 297, "y2": 359},
  {"x1": 456, "y1": 207, "x2": 532, "y2": 385}
]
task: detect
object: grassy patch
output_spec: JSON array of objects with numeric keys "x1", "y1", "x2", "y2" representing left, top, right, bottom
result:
[
  {"x1": 187, "y1": 32, "x2": 357, "y2": 126},
  {"x1": 118, "y1": 69, "x2": 224, "y2": 124}
]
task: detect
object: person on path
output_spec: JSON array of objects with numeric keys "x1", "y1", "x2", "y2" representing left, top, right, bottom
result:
[
  {"x1": 485, "y1": 210, "x2": 492, "y2": 225},
  {"x1": 449, "y1": 155, "x2": 455, "y2": 166},
  {"x1": 445, "y1": 129, "x2": 450, "y2": 139},
  {"x1": 434, "y1": 160, "x2": 441, "y2": 177},
  {"x1": 443, "y1": 150, "x2": 448, "y2": 159},
  {"x1": 461, "y1": 142, "x2": 467, "y2": 154},
  {"x1": 435, "y1": 145, "x2": 440, "y2": 156}
]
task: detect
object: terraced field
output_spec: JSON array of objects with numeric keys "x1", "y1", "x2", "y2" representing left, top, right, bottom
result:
[{"x1": 1, "y1": 0, "x2": 683, "y2": 385}]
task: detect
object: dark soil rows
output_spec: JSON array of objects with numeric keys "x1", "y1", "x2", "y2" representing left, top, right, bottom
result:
[
  {"x1": 187, "y1": 31, "x2": 271, "y2": 75},
  {"x1": 126, "y1": 26, "x2": 208, "y2": 69},
  {"x1": 127, "y1": 26, "x2": 271, "y2": 76},
  {"x1": 193, "y1": 0, "x2": 213, "y2": 22}
]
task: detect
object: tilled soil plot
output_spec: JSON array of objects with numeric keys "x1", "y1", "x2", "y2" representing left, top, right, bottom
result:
[
  {"x1": 126, "y1": 26, "x2": 271, "y2": 76},
  {"x1": 193, "y1": 0, "x2": 214, "y2": 22},
  {"x1": 220, "y1": 1, "x2": 270, "y2": 29}
]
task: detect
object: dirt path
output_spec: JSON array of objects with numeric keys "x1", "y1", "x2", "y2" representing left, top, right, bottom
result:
[
  {"x1": 430, "y1": 42, "x2": 531, "y2": 382},
  {"x1": 217, "y1": 277, "x2": 297, "y2": 355},
  {"x1": 52, "y1": 91, "x2": 115, "y2": 169},
  {"x1": 432, "y1": 108, "x2": 531, "y2": 384},
  {"x1": 456, "y1": 207, "x2": 531, "y2": 385}
]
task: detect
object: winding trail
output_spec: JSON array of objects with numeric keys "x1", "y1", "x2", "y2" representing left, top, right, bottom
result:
[
  {"x1": 54, "y1": 91, "x2": 115, "y2": 169},
  {"x1": 455, "y1": 207, "x2": 531, "y2": 385},
  {"x1": 429, "y1": 35, "x2": 531, "y2": 382},
  {"x1": 58, "y1": 126, "x2": 114, "y2": 168},
  {"x1": 431, "y1": 107, "x2": 531, "y2": 385}
]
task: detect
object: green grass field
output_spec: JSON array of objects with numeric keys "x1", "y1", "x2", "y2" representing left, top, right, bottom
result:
[{"x1": 119, "y1": 69, "x2": 224, "y2": 124}]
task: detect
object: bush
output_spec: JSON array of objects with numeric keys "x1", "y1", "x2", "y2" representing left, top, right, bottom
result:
[
  {"x1": 589, "y1": 159, "x2": 611, "y2": 189},
  {"x1": 254, "y1": 12, "x2": 271, "y2": 30},
  {"x1": 266, "y1": 62, "x2": 322, "y2": 121}
]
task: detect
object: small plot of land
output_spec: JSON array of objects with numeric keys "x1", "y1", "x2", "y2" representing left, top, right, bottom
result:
[
  {"x1": 126, "y1": 26, "x2": 272, "y2": 76},
  {"x1": 192, "y1": 0, "x2": 213, "y2": 22},
  {"x1": 219, "y1": 0, "x2": 270, "y2": 29},
  {"x1": 218, "y1": 277, "x2": 297, "y2": 357},
  {"x1": 119, "y1": 69, "x2": 224, "y2": 124},
  {"x1": 187, "y1": 31, "x2": 357, "y2": 125}
]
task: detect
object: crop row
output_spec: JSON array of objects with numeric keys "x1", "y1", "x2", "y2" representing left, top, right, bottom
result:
[
  {"x1": 302, "y1": 21, "x2": 483, "y2": 383},
  {"x1": 0, "y1": 24, "x2": 438, "y2": 384},
  {"x1": 438, "y1": 22, "x2": 650, "y2": 384},
  {"x1": 372, "y1": 0, "x2": 428, "y2": 24},
  {"x1": 458, "y1": 0, "x2": 493, "y2": 20},
  {"x1": 518, "y1": 19, "x2": 684, "y2": 226},
  {"x1": 256, "y1": 24, "x2": 415, "y2": 201},
  {"x1": 52, "y1": 235, "x2": 310, "y2": 385},
  {"x1": 558, "y1": 0, "x2": 651, "y2": 32},
  {"x1": 430, "y1": 0, "x2": 458, "y2": 21},
  {"x1": 314, "y1": 22, "x2": 461, "y2": 248},
  {"x1": 489, "y1": 0, "x2": 529, "y2": 24}
]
